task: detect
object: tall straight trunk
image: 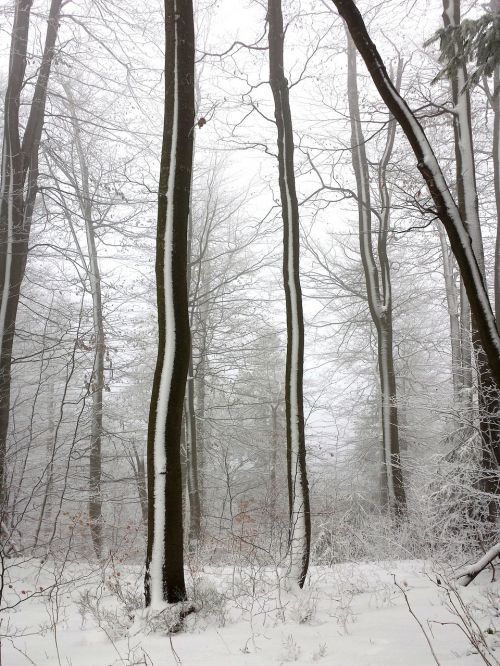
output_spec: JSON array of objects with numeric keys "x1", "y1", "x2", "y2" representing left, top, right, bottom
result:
[
  {"x1": 443, "y1": 0, "x2": 500, "y2": 520},
  {"x1": 494, "y1": 62, "x2": 500, "y2": 320},
  {"x1": 185, "y1": 178, "x2": 201, "y2": 550},
  {"x1": 145, "y1": 0, "x2": 195, "y2": 607},
  {"x1": 269, "y1": 404, "x2": 278, "y2": 518},
  {"x1": 131, "y1": 444, "x2": 148, "y2": 527},
  {"x1": 268, "y1": 0, "x2": 311, "y2": 588},
  {"x1": 0, "y1": 0, "x2": 62, "y2": 534},
  {"x1": 33, "y1": 382, "x2": 56, "y2": 549},
  {"x1": 332, "y1": 0, "x2": 500, "y2": 389},
  {"x1": 186, "y1": 355, "x2": 201, "y2": 548},
  {"x1": 460, "y1": 280, "x2": 474, "y2": 413},
  {"x1": 62, "y1": 82, "x2": 105, "y2": 559},
  {"x1": 437, "y1": 225, "x2": 463, "y2": 408},
  {"x1": 346, "y1": 33, "x2": 407, "y2": 516}
]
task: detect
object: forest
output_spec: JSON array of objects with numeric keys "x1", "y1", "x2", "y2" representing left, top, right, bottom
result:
[{"x1": 1, "y1": 0, "x2": 500, "y2": 663}]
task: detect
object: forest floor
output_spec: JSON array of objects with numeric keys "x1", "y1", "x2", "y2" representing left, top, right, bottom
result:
[{"x1": 2, "y1": 557, "x2": 498, "y2": 665}]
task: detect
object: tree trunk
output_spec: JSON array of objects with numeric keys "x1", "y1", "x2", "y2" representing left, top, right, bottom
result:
[
  {"x1": 0, "y1": 0, "x2": 62, "y2": 540},
  {"x1": 269, "y1": 404, "x2": 278, "y2": 519},
  {"x1": 268, "y1": 0, "x2": 311, "y2": 588},
  {"x1": 437, "y1": 225, "x2": 463, "y2": 409},
  {"x1": 346, "y1": 32, "x2": 407, "y2": 516},
  {"x1": 62, "y1": 82, "x2": 105, "y2": 559},
  {"x1": 186, "y1": 355, "x2": 201, "y2": 549},
  {"x1": 185, "y1": 178, "x2": 201, "y2": 551},
  {"x1": 145, "y1": 0, "x2": 195, "y2": 607}
]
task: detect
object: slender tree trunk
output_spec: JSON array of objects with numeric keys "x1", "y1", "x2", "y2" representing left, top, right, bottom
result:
[
  {"x1": 62, "y1": 82, "x2": 105, "y2": 559},
  {"x1": 493, "y1": 63, "x2": 500, "y2": 320},
  {"x1": 33, "y1": 382, "x2": 56, "y2": 550},
  {"x1": 437, "y1": 225, "x2": 463, "y2": 409},
  {"x1": 268, "y1": 0, "x2": 311, "y2": 587},
  {"x1": 185, "y1": 184, "x2": 201, "y2": 550},
  {"x1": 131, "y1": 444, "x2": 148, "y2": 527},
  {"x1": 0, "y1": 0, "x2": 62, "y2": 542},
  {"x1": 346, "y1": 33, "x2": 407, "y2": 516},
  {"x1": 186, "y1": 356, "x2": 201, "y2": 549},
  {"x1": 145, "y1": 0, "x2": 195, "y2": 607},
  {"x1": 269, "y1": 404, "x2": 278, "y2": 519}
]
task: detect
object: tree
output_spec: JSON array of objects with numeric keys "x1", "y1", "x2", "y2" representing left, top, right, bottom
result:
[
  {"x1": 268, "y1": 0, "x2": 311, "y2": 588},
  {"x1": 144, "y1": 0, "x2": 195, "y2": 607},
  {"x1": 58, "y1": 81, "x2": 106, "y2": 559},
  {"x1": 0, "y1": 0, "x2": 63, "y2": 542},
  {"x1": 440, "y1": 0, "x2": 500, "y2": 522},
  {"x1": 345, "y1": 30, "x2": 407, "y2": 516},
  {"x1": 330, "y1": 0, "x2": 500, "y2": 391}
]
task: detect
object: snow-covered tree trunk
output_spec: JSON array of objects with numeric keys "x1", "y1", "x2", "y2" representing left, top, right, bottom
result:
[
  {"x1": 145, "y1": 0, "x2": 195, "y2": 606},
  {"x1": 268, "y1": 0, "x2": 311, "y2": 587},
  {"x1": 0, "y1": 0, "x2": 62, "y2": 538},
  {"x1": 346, "y1": 33, "x2": 407, "y2": 517},
  {"x1": 332, "y1": 0, "x2": 500, "y2": 392}
]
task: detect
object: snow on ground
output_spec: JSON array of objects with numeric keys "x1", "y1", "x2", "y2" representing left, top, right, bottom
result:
[{"x1": 2, "y1": 557, "x2": 498, "y2": 665}]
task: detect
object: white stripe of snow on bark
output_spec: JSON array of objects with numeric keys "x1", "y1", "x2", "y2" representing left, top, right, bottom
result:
[
  {"x1": 150, "y1": 1, "x2": 179, "y2": 608},
  {"x1": 278, "y1": 90, "x2": 305, "y2": 579}
]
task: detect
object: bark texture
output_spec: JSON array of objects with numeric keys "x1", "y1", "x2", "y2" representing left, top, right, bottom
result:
[
  {"x1": 145, "y1": 0, "x2": 195, "y2": 606},
  {"x1": 268, "y1": 0, "x2": 311, "y2": 587}
]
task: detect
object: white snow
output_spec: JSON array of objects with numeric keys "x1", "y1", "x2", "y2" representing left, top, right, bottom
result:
[
  {"x1": 150, "y1": 0, "x2": 180, "y2": 608},
  {"x1": 3, "y1": 557, "x2": 497, "y2": 665}
]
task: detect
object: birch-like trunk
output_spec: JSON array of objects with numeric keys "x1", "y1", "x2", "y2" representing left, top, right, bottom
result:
[
  {"x1": 0, "y1": 0, "x2": 62, "y2": 538},
  {"x1": 346, "y1": 33, "x2": 407, "y2": 516},
  {"x1": 145, "y1": 0, "x2": 195, "y2": 607},
  {"x1": 268, "y1": 0, "x2": 311, "y2": 587}
]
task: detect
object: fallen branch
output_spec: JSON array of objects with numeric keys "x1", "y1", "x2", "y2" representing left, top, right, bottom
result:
[{"x1": 457, "y1": 543, "x2": 500, "y2": 586}]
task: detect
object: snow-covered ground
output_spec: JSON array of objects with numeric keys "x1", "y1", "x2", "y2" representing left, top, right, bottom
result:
[{"x1": 2, "y1": 557, "x2": 498, "y2": 665}]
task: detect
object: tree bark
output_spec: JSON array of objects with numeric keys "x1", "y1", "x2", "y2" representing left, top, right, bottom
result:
[
  {"x1": 268, "y1": 0, "x2": 311, "y2": 588},
  {"x1": 145, "y1": 0, "x2": 195, "y2": 607},
  {"x1": 0, "y1": 0, "x2": 62, "y2": 540},
  {"x1": 346, "y1": 33, "x2": 407, "y2": 516}
]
